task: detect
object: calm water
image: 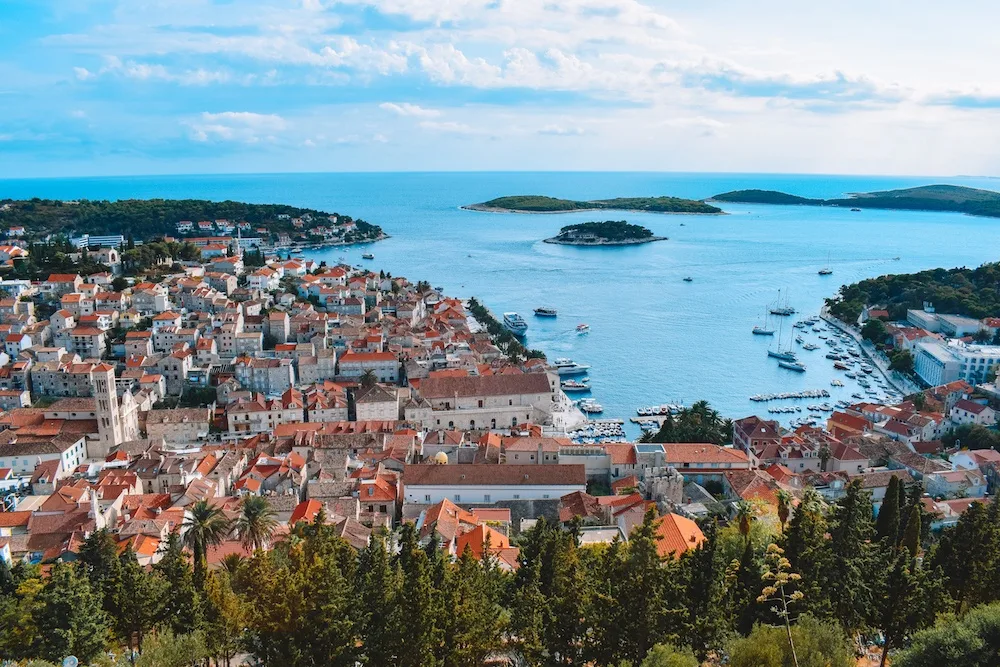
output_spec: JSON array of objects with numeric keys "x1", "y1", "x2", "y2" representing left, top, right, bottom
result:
[{"x1": 5, "y1": 172, "x2": 1000, "y2": 435}]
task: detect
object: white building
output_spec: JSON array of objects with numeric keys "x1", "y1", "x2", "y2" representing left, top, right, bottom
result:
[
  {"x1": 402, "y1": 464, "x2": 586, "y2": 505},
  {"x1": 950, "y1": 399, "x2": 997, "y2": 427},
  {"x1": 914, "y1": 340, "x2": 1000, "y2": 386},
  {"x1": 338, "y1": 351, "x2": 400, "y2": 383}
]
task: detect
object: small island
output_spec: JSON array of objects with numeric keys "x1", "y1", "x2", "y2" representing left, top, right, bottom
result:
[
  {"x1": 464, "y1": 194, "x2": 722, "y2": 214},
  {"x1": 710, "y1": 184, "x2": 1000, "y2": 218},
  {"x1": 543, "y1": 220, "x2": 666, "y2": 246}
]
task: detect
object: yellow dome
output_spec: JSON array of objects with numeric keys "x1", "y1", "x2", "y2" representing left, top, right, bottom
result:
[{"x1": 433, "y1": 452, "x2": 449, "y2": 465}]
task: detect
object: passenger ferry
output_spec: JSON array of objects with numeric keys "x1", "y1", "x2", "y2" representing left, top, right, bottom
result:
[{"x1": 502, "y1": 312, "x2": 528, "y2": 336}]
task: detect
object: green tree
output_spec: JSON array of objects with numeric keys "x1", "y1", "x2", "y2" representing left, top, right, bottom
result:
[
  {"x1": 780, "y1": 489, "x2": 830, "y2": 619},
  {"x1": 77, "y1": 528, "x2": 124, "y2": 620},
  {"x1": 135, "y1": 629, "x2": 208, "y2": 667},
  {"x1": 901, "y1": 504, "x2": 922, "y2": 559},
  {"x1": 235, "y1": 495, "x2": 278, "y2": 552},
  {"x1": 394, "y1": 523, "x2": 441, "y2": 667},
  {"x1": 509, "y1": 561, "x2": 547, "y2": 666},
  {"x1": 876, "y1": 551, "x2": 943, "y2": 667},
  {"x1": 359, "y1": 368, "x2": 378, "y2": 389},
  {"x1": 875, "y1": 476, "x2": 902, "y2": 544},
  {"x1": 930, "y1": 500, "x2": 997, "y2": 612},
  {"x1": 182, "y1": 499, "x2": 233, "y2": 583},
  {"x1": 438, "y1": 546, "x2": 508, "y2": 666},
  {"x1": 728, "y1": 615, "x2": 853, "y2": 667},
  {"x1": 153, "y1": 532, "x2": 203, "y2": 636},
  {"x1": 115, "y1": 547, "x2": 164, "y2": 654},
  {"x1": 889, "y1": 350, "x2": 915, "y2": 373},
  {"x1": 680, "y1": 520, "x2": 725, "y2": 657},
  {"x1": 776, "y1": 490, "x2": 793, "y2": 533},
  {"x1": 825, "y1": 479, "x2": 878, "y2": 633},
  {"x1": 203, "y1": 572, "x2": 245, "y2": 667},
  {"x1": 862, "y1": 317, "x2": 888, "y2": 343},
  {"x1": 32, "y1": 563, "x2": 109, "y2": 664},
  {"x1": 356, "y1": 530, "x2": 401, "y2": 666},
  {"x1": 895, "y1": 602, "x2": 1000, "y2": 667},
  {"x1": 639, "y1": 643, "x2": 700, "y2": 667}
]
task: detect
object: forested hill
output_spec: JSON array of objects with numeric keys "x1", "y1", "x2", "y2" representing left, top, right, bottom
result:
[
  {"x1": 712, "y1": 184, "x2": 1000, "y2": 217},
  {"x1": 826, "y1": 261, "x2": 1000, "y2": 323},
  {"x1": 0, "y1": 197, "x2": 382, "y2": 241},
  {"x1": 463, "y1": 194, "x2": 722, "y2": 214}
]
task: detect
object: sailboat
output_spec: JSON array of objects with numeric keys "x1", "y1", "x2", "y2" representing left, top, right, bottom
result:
[
  {"x1": 769, "y1": 288, "x2": 795, "y2": 316},
  {"x1": 752, "y1": 305, "x2": 775, "y2": 336},
  {"x1": 818, "y1": 251, "x2": 833, "y2": 275},
  {"x1": 767, "y1": 315, "x2": 797, "y2": 362}
]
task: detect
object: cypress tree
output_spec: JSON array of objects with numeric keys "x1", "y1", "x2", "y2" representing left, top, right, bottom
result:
[
  {"x1": 901, "y1": 505, "x2": 922, "y2": 559},
  {"x1": 153, "y1": 531, "x2": 203, "y2": 635},
  {"x1": 509, "y1": 561, "x2": 548, "y2": 666},
  {"x1": 681, "y1": 519, "x2": 725, "y2": 659},
  {"x1": 930, "y1": 500, "x2": 998, "y2": 612},
  {"x1": 32, "y1": 563, "x2": 109, "y2": 664},
  {"x1": 780, "y1": 488, "x2": 831, "y2": 619},
  {"x1": 876, "y1": 476, "x2": 902, "y2": 544},
  {"x1": 826, "y1": 478, "x2": 878, "y2": 633},
  {"x1": 357, "y1": 530, "x2": 401, "y2": 666},
  {"x1": 395, "y1": 523, "x2": 441, "y2": 667},
  {"x1": 78, "y1": 528, "x2": 124, "y2": 618},
  {"x1": 115, "y1": 547, "x2": 164, "y2": 654},
  {"x1": 439, "y1": 546, "x2": 507, "y2": 667}
]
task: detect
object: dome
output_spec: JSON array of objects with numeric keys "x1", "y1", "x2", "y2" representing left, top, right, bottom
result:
[{"x1": 433, "y1": 452, "x2": 449, "y2": 465}]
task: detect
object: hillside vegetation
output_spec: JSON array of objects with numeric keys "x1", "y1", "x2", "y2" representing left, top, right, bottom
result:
[
  {"x1": 0, "y1": 197, "x2": 383, "y2": 242},
  {"x1": 548, "y1": 220, "x2": 656, "y2": 243},
  {"x1": 826, "y1": 261, "x2": 1000, "y2": 323},
  {"x1": 712, "y1": 184, "x2": 1000, "y2": 217},
  {"x1": 466, "y1": 194, "x2": 722, "y2": 214}
]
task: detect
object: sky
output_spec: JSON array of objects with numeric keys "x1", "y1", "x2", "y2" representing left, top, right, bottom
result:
[{"x1": 2, "y1": 0, "x2": 1000, "y2": 177}]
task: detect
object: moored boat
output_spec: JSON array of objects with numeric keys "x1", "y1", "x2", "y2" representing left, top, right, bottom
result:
[
  {"x1": 561, "y1": 379, "x2": 591, "y2": 392},
  {"x1": 534, "y1": 307, "x2": 558, "y2": 317},
  {"x1": 503, "y1": 312, "x2": 528, "y2": 336},
  {"x1": 553, "y1": 358, "x2": 591, "y2": 376},
  {"x1": 753, "y1": 325, "x2": 775, "y2": 336},
  {"x1": 362, "y1": 253, "x2": 374, "y2": 260},
  {"x1": 778, "y1": 360, "x2": 806, "y2": 372}
]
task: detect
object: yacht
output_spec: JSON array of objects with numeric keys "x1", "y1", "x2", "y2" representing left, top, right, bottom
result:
[
  {"x1": 533, "y1": 307, "x2": 558, "y2": 317},
  {"x1": 553, "y1": 358, "x2": 591, "y2": 376},
  {"x1": 560, "y1": 379, "x2": 591, "y2": 392},
  {"x1": 362, "y1": 253, "x2": 374, "y2": 260},
  {"x1": 795, "y1": 335, "x2": 804, "y2": 344},
  {"x1": 752, "y1": 325, "x2": 775, "y2": 336},
  {"x1": 683, "y1": 277, "x2": 693, "y2": 282},
  {"x1": 769, "y1": 350, "x2": 798, "y2": 362},
  {"x1": 769, "y1": 288, "x2": 796, "y2": 316},
  {"x1": 778, "y1": 360, "x2": 806, "y2": 372},
  {"x1": 818, "y1": 268, "x2": 833, "y2": 276},
  {"x1": 502, "y1": 312, "x2": 528, "y2": 336},
  {"x1": 833, "y1": 361, "x2": 849, "y2": 370},
  {"x1": 578, "y1": 399, "x2": 603, "y2": 414},
  {"x1": 802, "y1": 343, "x2": 820, "y2": 351},
  {"x1": 851, "y1": 208, "x2": 861, "y2": 212}
]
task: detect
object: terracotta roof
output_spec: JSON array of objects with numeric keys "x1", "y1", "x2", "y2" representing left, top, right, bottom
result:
[
  {"x1": 404, "y1": 464, "x2": 585, "y2": 487},
  {"x1": 954, "y1": 399, "x2": 990, "y2": 415},
  {"x1": 655, "y1": 513, "x2": 705, "y2": 559},
  {"x1": 420, "y1": 373, "x2": 550, "y2": 399}
]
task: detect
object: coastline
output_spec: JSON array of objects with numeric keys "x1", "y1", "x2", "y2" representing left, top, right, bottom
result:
[
  {"x1": 461, "y1": 204, "x2": 725, "y2": 215},
  {"x1": 542, "y1": 236, "x2": 668, "y2": 246}
]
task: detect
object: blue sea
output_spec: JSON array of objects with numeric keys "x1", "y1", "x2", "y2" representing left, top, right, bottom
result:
[{"x1": 5, "y1": 172, "x2": 1000, "y2": 436}]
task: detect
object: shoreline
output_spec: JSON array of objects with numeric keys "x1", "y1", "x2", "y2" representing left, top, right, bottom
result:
[
  {"x1": 542, "y1": 236, "x2": 668, "y2": 246},
  {"x1": 461, "y1": 204, "x2": 725, "y2": 215}
]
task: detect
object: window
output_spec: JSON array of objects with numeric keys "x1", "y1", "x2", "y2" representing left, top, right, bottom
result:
[
  {"x1": 543, "y1": 494, "x2": 550, "y2": 499},
  {"x1": 454, "y1": 494, "x2": 461, "y2": 502},
  {"x1": 424, "y1": 494, "x2": 431, "y2": 502},
  {"x1": 478, "y1": 399, "x2": 483, "y2": 408},
  {"x1": 483, "y1": 494, "x2": 491, "y2": 502},
  {"x1": 513, "y1": 494, "x2": 520, "y2": 500}
]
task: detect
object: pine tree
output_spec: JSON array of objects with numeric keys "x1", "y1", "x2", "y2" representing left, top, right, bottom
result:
[
  {"x1": 825, "y1": 478, "x2": 878, "y2": 633},
  {"x1": 876, "y1": 551, "x2": 940, "y2": 667},
  {"x1": 115, "y1": 547, "x2": 164, "y2": 654},
  {"x1": 357, "y1": 530, "x2": 401, "y2": 666},
  {"x1": 509, "y1": 561, "x2": 548, "y2": 666},
  {"x1": 930, "y1": 499, "x2": 998, "y2": 612},
  {"x1": 901, "y1": 505, "x2": 922, "y2": 559},
  {"x1": 300, "y1": 543, "x2": 358, "y2": 666},
  {"x1": 780, "y1": 488, "x2": 831, "y2": 619},
  {"x1": 32, "y1": 562, "x2": 109, "y2": 664},
  {"x1": 439, "y1": 546, "x2": 507, "y2": 667},
  {"x1": 545, "y1": 530, "x2": 591, "y2": 665},
  {"x1": 875, "y1": 476, "x2": 902, "y2": 544},
  {"x1": 78, "y1": 528, "x2": 124, "y2": 621},
  {"x1": 395, "y1": 523, "x2": 440, "y2": 667},
  {"x1": 153, "y1": 532, "x2": 203, "y2": 635},
  {"x1": 203, "y1": 572, "x2": 245, "y2": 667},
  {"x1": 681, "y1": 519, "x2": 725, "y2": 658}
]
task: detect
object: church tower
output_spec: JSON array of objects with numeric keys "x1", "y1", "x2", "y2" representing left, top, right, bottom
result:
[{"x1": 90, "y1": 363, "x2": 124, "y2": 459}]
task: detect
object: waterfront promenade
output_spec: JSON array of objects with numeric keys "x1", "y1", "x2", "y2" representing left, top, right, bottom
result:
[{"x1": 820, "y1": 308, "x2": 922, "y2": 397}]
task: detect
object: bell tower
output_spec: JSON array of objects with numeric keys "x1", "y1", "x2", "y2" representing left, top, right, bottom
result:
[{"x1": 90, "y1": 363, "x2": 123, "y2": 459}]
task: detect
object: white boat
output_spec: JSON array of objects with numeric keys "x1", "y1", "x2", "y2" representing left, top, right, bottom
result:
[
  {"x1": 362, "y1": 253, "x2": 374, "y2": 260},
  {"x1": 802, "y1": 343, "x2": 820, "y2": 351},
  {"x1": 753, "y1": 325, "x2": 775, "y2": 336},
  {"x1": 561, "y1": 379, "x2": 591, "y2": 392},
  {"x1": 503, "y1": 312, "x2": 528, "y2": 336},
  {"x1": 778, "y1": 360, "x2": 806, "y2": 372},
  {"x1": 534, "y1": 307, "x2": 558, "y2": 317},
  {"x1": 576, "y1": 323, "x2": 590, "y2": 334},
  {"x1": 578, "y1": 399, "x2": 603, "y2": 414},
  {"x1": 553, "y1": 358, "x2": 591, "y2": 376}
]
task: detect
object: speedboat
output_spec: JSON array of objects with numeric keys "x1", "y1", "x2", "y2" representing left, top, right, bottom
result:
[
  {"x1": 578, "y1": 399, "x2": 603, "y2": 414},
  {"x1": 503, "y1": 312, "x2": 528, "y2": 336},
  {"x1": 753, "y1": 325, "x2": 775, "y2": 336},
  {"x1": 560, "y1": 379, "x2": 591, "y2": 392},
  {"x1": 795, "y1": 335, "x2": 804, "y2": 344},
  {"x1": 534, "y1": 307, "x2": 558, "y2": 317},
  {"x1": 576, "y1": 323, "x2": 590, "y2": 334},
  {"x1": 833, "y1": 361, "x2": 849, "y2": 370},
  {"x1": 778, "y1": 360, "x2": 806, "y2": 372}
]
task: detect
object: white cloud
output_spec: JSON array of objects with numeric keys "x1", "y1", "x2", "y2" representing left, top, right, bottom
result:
[
  {"x1": 73, "y1": 67, "x2": 94, "y2": 80},
  {"x1": 188, "y1": 111, "x2": 287, "y2": 143},
  {"x1": 418, "y1": 120, "x2": 478, "y2": 134},
  {"x1": 538, "y1": 124, "x2": 587, "y2": 136},
  {"x1": 379, "y1": 102, "x2": 440, "y2": 118}
]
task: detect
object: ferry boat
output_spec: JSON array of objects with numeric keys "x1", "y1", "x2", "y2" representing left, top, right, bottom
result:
[
  {"x1": 752, "y1": 325, "x2": 775, "y2": 336},
  {"x1": 553, "y1": 358, "x2": 591, "y2": 376},
  {"x1": 502, "y1": 312, "x2": 528, "y2": 336},
  {"x1": 533, "y1": 307, "x2": 558, "y2": 317},
  {"x1": 778, "y1": 360, "x2": 806, "y2": 372},
  {"x1": 576, "y1": 323, "x2": 590, "y2": 334},
  {"x1": 560, "y1": 379, "x2": 591, "y2": 392},
  {"x1": 362, "y1": 253, "x2": 374, "y2": 260}
]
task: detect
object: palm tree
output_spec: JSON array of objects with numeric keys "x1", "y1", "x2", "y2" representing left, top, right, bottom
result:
[
  {"x1": 734, "y1": 500, "x2": 755, "y2": 545},
  {"x1": 359, "y1": 368, "x2": 378, "y2": 389},
  {"x1": 220, "y1": 553, "x2": 245, "y2": 578},
  {"x1": 235, "y1": 496, "x2": 278, "y2": 553},
  {"x1": 183, "y1": 499, "x2": 232, "y2": 583},
  {"x1": 776, "y1": 490, "x2": 793, "y2": 532}
]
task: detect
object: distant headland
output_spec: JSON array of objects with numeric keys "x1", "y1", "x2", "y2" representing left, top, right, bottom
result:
[
  {"x1": 543, "y1": 220, "x2": 666, "y2": 246},
  {"x1": 463, "y1": 194, "x2": 723, "y2": 214},
  {"x1": 710, "y1": 184, "x2": 1000, "y2": 218}
]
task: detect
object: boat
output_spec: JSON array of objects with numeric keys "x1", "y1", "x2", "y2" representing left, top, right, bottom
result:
[
  {"x1": 578, "y1": 399, "x2": 603, "y2": 414},
  {"x1": 833, "y1": 361, "x2": 849, "y2": 370},
  {"x1": 802, "y1": 343, "x2": 820, "y2": 351},
  {"x1": 362, "y1": 253, "x2": 374, "y2": 260},
  {"x1": 778, "y1": 360, "x2": 806, "y2": 372},
  {"x1": 769, "y1": 289, "x2": 796, "y2": 316},
  {"x1": 533, "y1": 307, "x2": 558, "y2": 317},
  {"x1": 831, "y1": 379, "x2": 844, "y2": 386},
  {"x1": 683, "y1": 277, "x2": 693, "y2": 282},
  {"x1": 818, "y1": 268, "x2": 833, "y2": 276},
  {"x1": 861, "y1": 365, "x2": 874, "y2": 374},
  {"x1": 502, "y1": 312, "x2": 528, "y2": 336},
  {"x1": 845, "y1": 372, "x2": 857, "y2": 378},
  {"x1": 768, "y1": 350, "x2": 797, "y2": 362},
  {"x1": 795, "y1": 335, "x2": 804, "y2": 344},
  {"x1": 560, "y1": 380, "x2": 591, "y2": 392},
  {"x1": 553, "y1": 358, "x2": 591, "y2": 376},
  {"x1": 576, "y1": 323, "x2": 590, "y2": 334},
  {"x1": 291, "y1": 249, "x2": 304, "y2": 255},
  {"x1": 825, "y1": 353, "x2": 841, "y2": 360},
  {"x1": 851, "y1": 208, "x2": 861, "y2": 212},
  {"x1": 892, "y1": 256, "x2": 900, "y2": 261},
  {"x1": 752, "y1": 325, "x2": 775, "y2": 336}
]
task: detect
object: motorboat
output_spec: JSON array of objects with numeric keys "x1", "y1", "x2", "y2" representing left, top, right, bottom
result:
[
  {"x1": 795, "y1": 335, "x2": 804, "y2": 344},
  {"x1": 560, "y1": 379, "x2": 591, "y2": 392},
  {"x1": 362, "y1": 253, "x2": 374, "y2": 260},
  {"x1": 825, "y1": 353, "x2": 841, "y2": 360},
  {"x1": 833, "y1": 361, "x2": 849, "y2": 370},
  {"x1": 818, "y1": 268, "x2": 833, "y2": 275},
  {"x1": 778, "y1": 360, "x2": 806, "y2": 372},
  {"x1": 578, "y1": 399, "x2": 603, "y2": 414},
  {"x1": 576, "y1": 323, "x2": 590, "y2": 334},
  {"x1": 802, "y1": 343, "x2": 820, "y2": 351},
  {"x1": 534, "y1": 307, "x2": 558, "y2": 317},
  {"x1": 753, "y1": 325, "x2": 775, "y2": 336},
  {"x1": 683, "y1": 277, "x2": 693, "y2": 282},
  {"x1": 851, "y1": 208, "x2": 861, "y2": 212},
  {"x1": 503, "y1": 312, "x2": 528, "y2": 336},
  {"x1": 553, "y1": 358, "x2": 591, "y2": 376},
  {"x1": 831, "y1": 379, "x2": 844, "y2": 386}
]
